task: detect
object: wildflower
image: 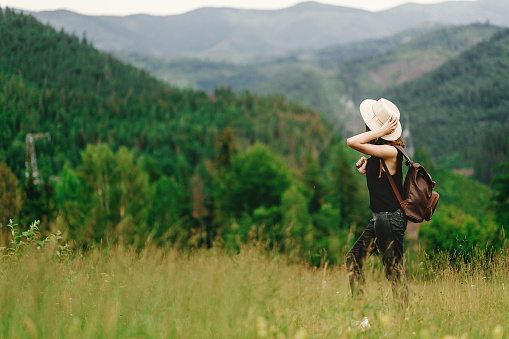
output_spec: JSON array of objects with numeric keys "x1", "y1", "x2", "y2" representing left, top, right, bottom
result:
[
  {"x1": 349, "y1": 316, "x2": 370, "y2": 333},
  {"x1": 295, "y1": 328, "x2": 307, "y2": 339},
  {"x1": 418, "y1": 329, "x2": 432, "y2": 339},
  {"x1": 491, "y1": 325, "x2": 504, "y2": 339},
  {"x1": 256, "y1": 316, "x2": 268, "y2": 338},
  {"x1": 379, "y1": 314, "x2": 393, "y2": 330}
]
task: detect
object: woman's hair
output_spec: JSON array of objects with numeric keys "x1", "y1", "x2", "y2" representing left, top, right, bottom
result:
[
  {"x1": 372, "y1": 137, "x2": 406, "y2": 148},
  {"x1": 365, "y1": 124, "x2": 406, "y2": 147}
]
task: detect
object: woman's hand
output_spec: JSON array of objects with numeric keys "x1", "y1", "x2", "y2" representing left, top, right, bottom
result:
[
  {"x1": 355, "y1": 156, "x2": 367, "y2": 176},
  {"x1": 381, "y1": 115, "x2": 399, "y2": 136}
]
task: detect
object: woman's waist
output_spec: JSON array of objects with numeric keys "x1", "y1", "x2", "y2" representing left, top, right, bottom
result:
[{"x1": 372, "y1": 208, "x2": 405, "y2": 219}]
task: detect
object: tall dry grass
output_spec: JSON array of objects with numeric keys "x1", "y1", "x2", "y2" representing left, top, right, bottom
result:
[{"x1": 0, "y1": 243, "x2": 507, "y2": 338}]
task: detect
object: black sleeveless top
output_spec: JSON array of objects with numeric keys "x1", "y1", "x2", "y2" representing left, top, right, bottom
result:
[{"x1": 365, "y1": 149, "x2": 404, "y2": 213}]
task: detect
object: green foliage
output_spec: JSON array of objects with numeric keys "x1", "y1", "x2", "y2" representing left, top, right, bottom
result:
[
  {"x1": 2, "y1": 219, "x2": 71, "y2": 260},
  {"x1": 148, "y1": 176, "x2": 185, "y2": 242},
  {"x1": 0, "y1": 8, "x2": 161, "y2": 98},
  {"x1": 491, "y1": 160, "x2": 509, "y2": 234},
  {"x1": 281, "y1": 185, "x2": 314, "y2": 251},
  {"x1": 302, "y1": 144, "x2": 325, "y2": 214},
  {"x1": 227, "y1": 144, "x2": 293, "y2": 216},
  {"x1": 54, "y1": 144, "x2": 151, "y2": 245},
  {"x1": 207, "y1": 142, "x2": 368, "y2": 265},
  {"x1": 311, "y1": 202, "x2": 355, "y2": 265},
  {"x1": 5, "y1": 220, "x2": 42, "y2": 255},
  {"x1": 418, "y1": 205, "x2": 503, "y2": 257}
]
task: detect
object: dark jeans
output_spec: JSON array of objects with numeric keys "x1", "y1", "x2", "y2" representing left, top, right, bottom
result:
[{"x1": 345, "y1": 209, "x2": 408, "y2": 308}]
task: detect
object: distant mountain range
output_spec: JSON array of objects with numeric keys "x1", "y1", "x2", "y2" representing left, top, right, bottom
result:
[
  {"x1": 118, "y1": 23, "x2": 501, "y2": 142},
  {"x1": 25, "y1": 0, "x2": 509, "y2": 61}
]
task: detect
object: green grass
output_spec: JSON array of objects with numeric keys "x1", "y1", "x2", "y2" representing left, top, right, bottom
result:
[{"x1": 0, "y1": 243, "x2": 507, "y2": 338}]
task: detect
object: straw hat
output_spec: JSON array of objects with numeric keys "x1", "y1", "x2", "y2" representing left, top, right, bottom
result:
[{"x1": 359, "y1": 98, "x2": 402, "y2": 141}]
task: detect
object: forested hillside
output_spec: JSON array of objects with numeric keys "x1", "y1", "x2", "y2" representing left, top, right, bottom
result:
[
  {"x1": 0, "y1": 9, "x2": 504, "y2": 263},
  {"x1": 0, "y1": 8, "x2": 337, "y2": 178},
  {"x1": 388, "y1": 28, "x2": 509, "y2": 183}
]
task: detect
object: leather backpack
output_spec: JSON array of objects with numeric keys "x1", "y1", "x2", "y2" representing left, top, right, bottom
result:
[{"x1": 381, "y1": 145, "x2": 439, "y2": 223}]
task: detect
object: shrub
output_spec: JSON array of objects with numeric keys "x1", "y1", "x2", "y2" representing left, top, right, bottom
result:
[{"x1": 418, "y1": 204, "x2": 504, "y2": 259}]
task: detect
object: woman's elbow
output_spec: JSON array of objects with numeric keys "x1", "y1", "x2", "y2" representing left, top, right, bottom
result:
[
  {"x1": 347, "y1": 137, "x2": 364, "y2": 151},
  {"x1": 346, "y1": 137, "x2": 356, "y2": 148}
]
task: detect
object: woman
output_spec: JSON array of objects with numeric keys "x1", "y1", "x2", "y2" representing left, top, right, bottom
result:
[{"x1": 345, "y1": 98, "x2": 409, "y2": 320}]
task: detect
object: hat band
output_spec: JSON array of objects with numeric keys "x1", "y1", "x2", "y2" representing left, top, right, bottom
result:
[{"x1": 371, "y1": 109, "x2": 385, "y2": 127}]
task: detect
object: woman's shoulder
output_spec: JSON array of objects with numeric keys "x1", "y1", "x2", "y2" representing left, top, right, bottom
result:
[{"x1": 395, "y1": 146, "x2": 405, "y2": 160}]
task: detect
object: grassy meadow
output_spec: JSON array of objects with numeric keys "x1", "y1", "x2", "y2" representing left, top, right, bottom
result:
[{"x1": 0, "y1": 241, "x2": 507, "y2": 339}]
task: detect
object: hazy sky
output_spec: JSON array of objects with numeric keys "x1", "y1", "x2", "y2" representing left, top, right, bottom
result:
[{"x1": 1, "y1": 0, "x2": 474, "y2": 16}]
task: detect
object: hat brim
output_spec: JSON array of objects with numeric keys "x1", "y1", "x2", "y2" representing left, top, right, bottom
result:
[{"x1": 359, "y1": 99, "x2": 402, "y2": 141}]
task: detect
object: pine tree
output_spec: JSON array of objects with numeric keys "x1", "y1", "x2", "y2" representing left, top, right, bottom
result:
[
  {"x1": 302, "y1": 143, "x2": 324, "y2": 214},
  {"x1": 491, "y1": 160, "x2": 509, "y2": 234},
  {"x1": 326, "y1": 143, "x2": 366, "y2": 229}
]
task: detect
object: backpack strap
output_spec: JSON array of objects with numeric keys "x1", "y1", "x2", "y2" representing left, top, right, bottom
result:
[
  {"x1": 394, "y1": 145, "x2": 413, "y2": 165},
  {"x1": 381, "y1": 159, "x2": 404, "y2": 205}
]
